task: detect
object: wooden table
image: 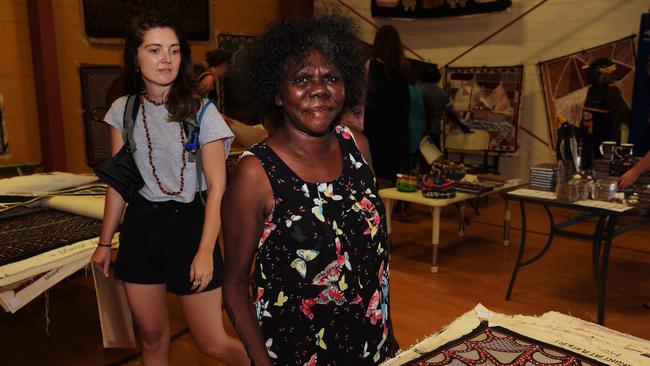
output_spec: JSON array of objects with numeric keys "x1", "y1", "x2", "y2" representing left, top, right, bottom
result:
[{"x1": 379, "y1": 181, "x2": 518, "y2": 273}]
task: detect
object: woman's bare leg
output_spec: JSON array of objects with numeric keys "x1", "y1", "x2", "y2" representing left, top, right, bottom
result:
[
  {"x1": 180, "y1": 288, "x2": 250, "y2": 365},
  {"x1": 124, "y1": 283, "x2": 170, "y2": 366}
]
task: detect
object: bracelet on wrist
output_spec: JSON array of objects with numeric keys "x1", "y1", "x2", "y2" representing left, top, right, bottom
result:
[{"x1": 97, "y1": 243, "x2": 112, "y2": 248}]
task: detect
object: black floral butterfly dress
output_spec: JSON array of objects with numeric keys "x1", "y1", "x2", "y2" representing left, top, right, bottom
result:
[{"x1": 246, "y1": 125, "x2": 395, "y2": 365}]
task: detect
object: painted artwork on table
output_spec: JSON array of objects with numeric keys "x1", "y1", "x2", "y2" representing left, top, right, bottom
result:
[
  {"x1": 371, "y1": 0, "x2": 511, "y2": 19},
  {"x1": 444, "y1": 66, "x2": 523, "y2": 152},
  {"x1": 538, "y1": 36, "x2": 636, "y2": 147},
  {"x1": 402, "y1": 322, "x2": 607, "y2": 366}
]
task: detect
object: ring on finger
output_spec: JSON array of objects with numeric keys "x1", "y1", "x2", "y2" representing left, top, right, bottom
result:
[{"x1": 192, "y1": 279, "x2": 201, "y2": 287}]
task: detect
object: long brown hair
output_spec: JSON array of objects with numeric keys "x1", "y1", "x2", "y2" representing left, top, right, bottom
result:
[
  {"x1": 372, "y1": 25, "x2": 408, "y2": 77},
  {"x1": 123, "y1": 12, "x2": 201, "y2": 121}
]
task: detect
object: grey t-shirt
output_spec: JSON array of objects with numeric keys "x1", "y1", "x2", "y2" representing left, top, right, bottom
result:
[{"x1": 104, "y1": 96, "x2": 234, "y2": 203}]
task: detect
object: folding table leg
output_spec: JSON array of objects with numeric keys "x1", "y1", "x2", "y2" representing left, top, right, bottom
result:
[
  {"x1": 383, "y1": 198, "x2": 394, "y2": 235},
  {"x1": 458, "y1": 202, "x2": 466, "y2": 236},
  {"x1": 596, "y1": 215, "x2": 617, "y2": 325},
  {"x1": 503, "y1": 199, "x2": 511, "y2": 246},
  {"x1": 430, "y1": 206, "x2": 441, "y2": 273}
]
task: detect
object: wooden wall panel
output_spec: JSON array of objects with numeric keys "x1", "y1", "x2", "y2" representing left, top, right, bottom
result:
[
  {"x1": 28, "y1": 0, "x2": 68, "y2": 171},
  {"x1": 0, "y1": 0, "x2": 41, "y2": 165}
]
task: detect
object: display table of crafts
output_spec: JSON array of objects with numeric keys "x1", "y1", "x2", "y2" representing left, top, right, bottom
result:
[
  {"x1": 379, "y1": 178, "x2": 520, "y2": 273},
  {"x1": 503, "y1": 188, "x2": 650, "y2": 325},
  {"x1": 0, "y1": 173, "x2": 109, "y2": 313},
  {"x1": 381, "y1": 304, "x2": 650, "y2": 366}
]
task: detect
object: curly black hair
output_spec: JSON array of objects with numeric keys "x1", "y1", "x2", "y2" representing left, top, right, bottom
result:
[{"x1": 231, "y1": 15, "x2": 366, "y2": 126}]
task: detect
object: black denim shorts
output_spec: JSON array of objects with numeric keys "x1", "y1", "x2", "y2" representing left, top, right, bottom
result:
[{"x1": 114, "y1": 193, "x2": 223, "y2": 295}]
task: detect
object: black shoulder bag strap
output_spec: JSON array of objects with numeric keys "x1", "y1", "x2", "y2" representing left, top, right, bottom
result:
[{"x1": 122, "y1": 94, "x2": 139, "y2": 152}]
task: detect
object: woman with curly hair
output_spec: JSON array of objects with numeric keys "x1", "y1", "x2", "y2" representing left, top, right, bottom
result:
[{"x1": 222, "y1": 15, "x2": 398, "y2": 365}]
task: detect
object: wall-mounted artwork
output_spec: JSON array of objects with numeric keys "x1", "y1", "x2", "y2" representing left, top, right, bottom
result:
[
  {"x1": 538, "y1": 36, "x2": 636, "y2": 147},
  {"x1": 81, "y1": 0, "x2": 211, "y2": 43},
  {"x1": 78, "y1": 65, "x2": 122, "y2": 168},
  {"x1": 216, "y1": 33, "x2": 257, "y2": 56},
  {"x1": 444, "y1": 66, "x2": 523, "y2": 152},
  {"x1": 371, "y1": 0, "x2": 511, "y2": 19}
]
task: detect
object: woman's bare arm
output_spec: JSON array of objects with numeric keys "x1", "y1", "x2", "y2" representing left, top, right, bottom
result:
[
  {"x1": 222, "y1": 155, "x2": 274, "y2": 366},
  {"x1": 92, "y1": 128, "x2": 127, "y2": 276}
]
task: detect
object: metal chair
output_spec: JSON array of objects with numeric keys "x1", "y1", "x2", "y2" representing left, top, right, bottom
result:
[{"x1": 444, "y1": 129, "x2": 499, "y2": 173}]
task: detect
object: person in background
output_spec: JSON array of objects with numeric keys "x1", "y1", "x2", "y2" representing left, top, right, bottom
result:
[
  {"x1": 407, "y1": 76, "x2": 427, "y2": 169},
  {"x1": 91, "y1": 12, "x2": 248, "y2": 365},
  {"x1": 419, "y1": 66, "x2": 472, "y2": 149},
  {"x1": 618, "y1": 150, "x2": 650, "y2": 189},
  {"x1": 364, "y1": 24, "x2": 410, "y2": 188},
  {"x1": 619, "y1": 55, "x2": 650, "y2": 190},
  {"x1": 199, "y1": 49, "x2": 271, "y2": 152},
  {"x1": 339, "y1": 58, "x2": 371, "y2": 132},
  {"x1": 222, "y1": 15, "x2": 398, "y2": 365},
  {"x1": 393, "y1": 74, "x2": 429, "y2": 219},
  {"x1": 198, "y1": 49, "x2": 232, "y2": 104},
  {"x1": 579, "y1": 58, "x2": 630, "y2": 171}
]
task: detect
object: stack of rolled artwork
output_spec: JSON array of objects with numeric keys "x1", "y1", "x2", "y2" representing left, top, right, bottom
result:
[{"x1": 0, "y1": 173, "x2": 108, "y2": 313}]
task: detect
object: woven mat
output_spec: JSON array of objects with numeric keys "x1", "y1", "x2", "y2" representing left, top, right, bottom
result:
[
  {"x1": 401, "y1": 322, "x2": 604, "y2": 365},
  {"x1": 0, "y1": 210, "x2": 102, "y2": 266},
  {"x1": 382, "y1": 304, "x2": 650, "y2": 366}
]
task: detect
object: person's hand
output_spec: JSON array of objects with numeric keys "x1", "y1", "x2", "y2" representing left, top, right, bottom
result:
[
  {"x1": 618, "y1": 167, "x2": 641, "y2": 189},
  {"x1": 190, "y1": 250, "x2": 214, "y2": 293},
  {"x1": 91, "y1": 246, "x2": 112, "y2": 277}
]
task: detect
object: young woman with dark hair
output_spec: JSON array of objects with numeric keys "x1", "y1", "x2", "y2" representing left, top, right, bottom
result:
[{"x1": 91, "y1": 12, "x2": 248, "y2": 365}]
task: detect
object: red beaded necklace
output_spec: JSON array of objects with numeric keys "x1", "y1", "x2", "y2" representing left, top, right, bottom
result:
[
  {"x1": 140, "y1": 95, "x2": 187, "y2": 196},
  {"x1": 144, "y1": 94, "x2": 165, "y2": 106}
]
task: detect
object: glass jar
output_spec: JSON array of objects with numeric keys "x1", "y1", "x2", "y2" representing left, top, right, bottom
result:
[
  {"x1": 593, "y1": 178, "x2": 618, "y2": 201},
  {"x1": 559, "y1": 175, "x2": 590, "y2": 202}
]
